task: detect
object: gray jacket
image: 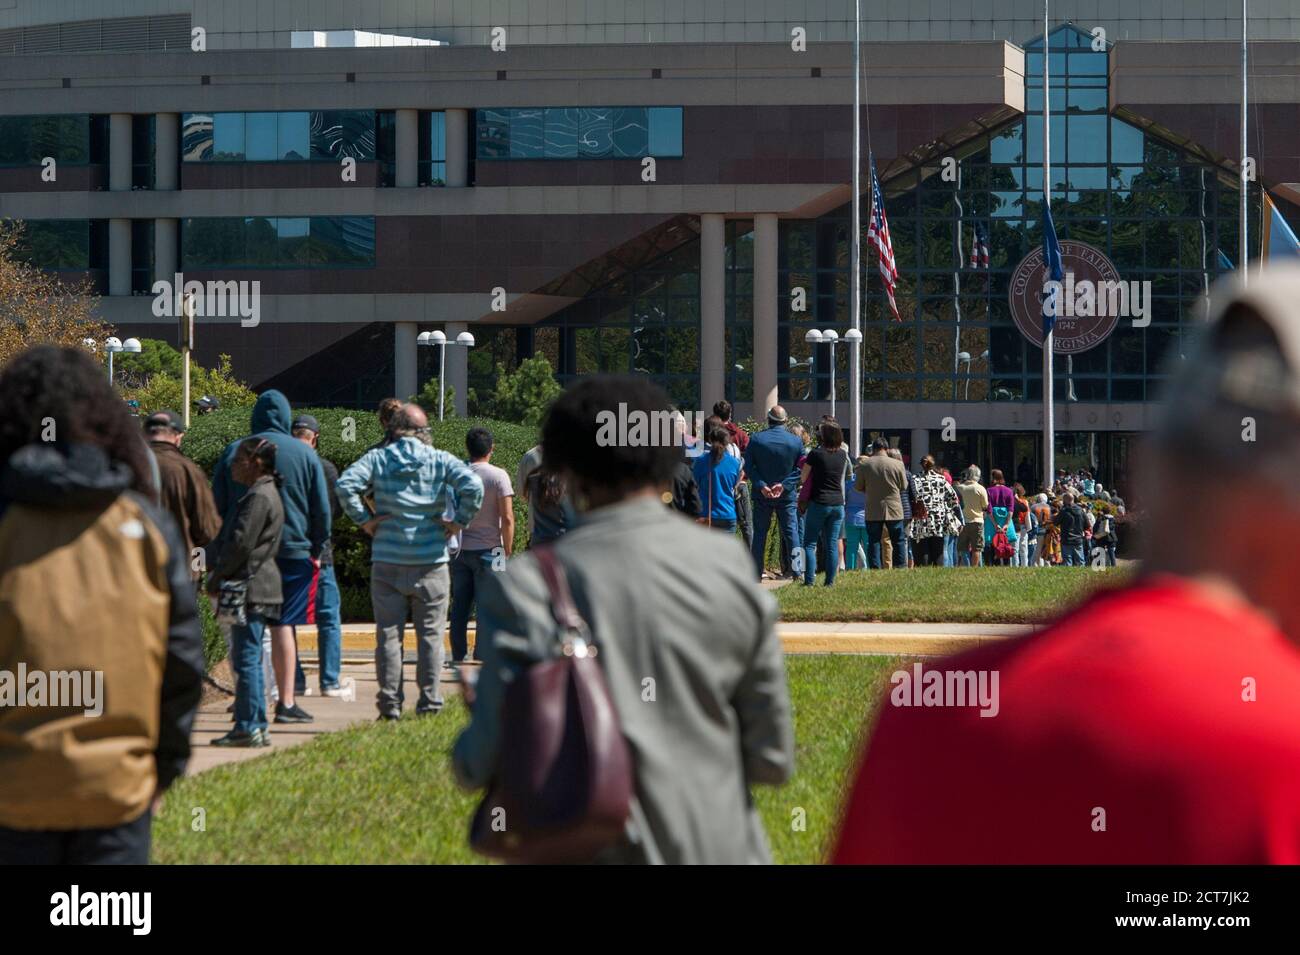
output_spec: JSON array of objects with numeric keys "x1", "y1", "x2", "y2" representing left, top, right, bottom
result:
[
  {"x1": 453, "y1": 495, "x2": 794, "y2": 864},
  {"x1": 209, "y1": 474, "x2": 284, "y2": 607}
]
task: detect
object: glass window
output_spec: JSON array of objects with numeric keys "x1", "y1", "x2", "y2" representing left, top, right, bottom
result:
[
  {"x1": 209, "y1": 113, "x2": 244, "y2": 160},
  {"x1": 477, "y1": 109, "x2": 509, "y2": 160},
  {"x1": 648, "y1": 106, "x2": 682, "y2": 155},
  {"x1": 544, "y1": 108, "x2": 579, "y2": 158},
  {"x1": 611, "y1": 107, "x2": 648, "y2": 158},
  {"x1": 276, "y1": 217, "x2": 310, "y2": 265},
  {"x1": 245, "y1": 113, "x2": 277, "y2": 161},
  {"x1": 509, "y1": 109, "x2": 544, "y2": 159},
  {"x1": 13, "y1": 220, "x2": 90, "y2": 269},
  {"x1": 277, "y1": 112, "x2": 310, "y2": 160},
  {"x1": 579, "y1": 108, "x2": 613, "y2": 158}
]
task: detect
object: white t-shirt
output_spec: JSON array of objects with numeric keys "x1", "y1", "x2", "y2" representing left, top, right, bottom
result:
[{"x1": 460, "y1": 461, "x2": 515, "y2": 551}]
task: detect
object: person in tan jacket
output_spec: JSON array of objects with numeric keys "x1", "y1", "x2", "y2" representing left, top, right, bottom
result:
[
  {"x1": 854, "y1": 438, "x2": 909, "y2": 570},
  {"x1": 0, "y1": 346, "x2": 204, "y2": 864}
]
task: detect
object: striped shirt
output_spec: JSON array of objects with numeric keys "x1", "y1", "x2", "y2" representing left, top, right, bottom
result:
[{"x1": 336, "y1": 437, "x2": 484, "y2": 566}]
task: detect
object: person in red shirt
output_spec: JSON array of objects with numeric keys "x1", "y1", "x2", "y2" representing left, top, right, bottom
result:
[{"x1": 834, "y1": 265, "x2": 1300, "y2": 864}]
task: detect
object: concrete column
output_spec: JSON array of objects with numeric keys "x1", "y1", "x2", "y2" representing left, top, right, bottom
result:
[
  {"x1": 395, "y1": 108, "x2": 419, "y2": 188},
  {"x1": 109, "y1": 113, "x2": 132, "y2": 192},
  {"x1": 395, "y1": 321, "x2": 419, "y2": 400},
  {"x1": 444, "y1": 109, "x2": 469, "y2": 187},
  {"x1": 155, "y1": 112, "x2": 179, "y2": 190},
  {"x1": 911, "y1": 427, "x2": 930, "y2": 469},
  {"x1": 446, "y1": 322, "x2": 470, "y2": 416},
  {"x1": 699, "y1": 214, "x2": 726, "y2": 407},
  {"x1": 753, "y1": 213, "x2": 779, "y2": 415},
  {"x1": 154, "y1": 218, "x2": 178, "y2": 285},
  {"x1": 109, "y1": 218, "x2": 132, "y2": 296}
]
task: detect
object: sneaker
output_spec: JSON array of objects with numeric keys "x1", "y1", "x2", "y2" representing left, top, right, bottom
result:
[
  {"x1": 275, "y1": 702, "x2": 314, "y2": 724},
  {"x1": 321, "y1": 686, "x2": 347, "y2": 698},
  {"x1": 377, "y1": 712, "x2": 400, "y2": 722},
  {"x1": 212, "y1": 728, "x2": 269, "y2": 748}
]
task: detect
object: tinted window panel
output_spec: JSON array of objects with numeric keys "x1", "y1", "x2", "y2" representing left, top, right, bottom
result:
[
  {"x1": 579, "y1": 108, "x2": 614, "y2": 158},
  {"x1": 509, "y1": 108, "x2": 544, "y2": 159},
  {"x1": 213, "y1": 113, "x2": 246, "y2": 160},
  {"x1": 477, "y1": 108, "x2": 509, "y2": 159},
  {"x1": 610, "y1": 107, "x2": 648, "y2": 158},
  {"x1": 544, "y1": 107, "x2": 579, "y2": 158},
  {"x1": 278, "y1": 112, "x2": 310, "y2": 160},
  {"x1": 647, "y1": 107, "x2": 682, "y2": 157},
  {"x1": 245, "y1": 113, "x2": 277, "y2": 161}
]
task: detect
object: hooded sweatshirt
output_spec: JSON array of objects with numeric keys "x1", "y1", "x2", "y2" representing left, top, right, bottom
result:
[
  {"x1": 0, "y1": 443, "x2": 204, "y2": 829},
  {"x1": 336, "y1": 436, "x2": 484, "y2": 566},
  {"x1": 212, "y1": 390, "x2": 331, "y2": 561}
]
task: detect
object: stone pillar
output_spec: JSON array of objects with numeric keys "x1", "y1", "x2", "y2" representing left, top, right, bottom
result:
[
  {"x1": 395, "y1": 321, "x2": 419, "y2": 400},
  {"x1": 910, "y1": 427, "x2": 930, "y2": 469},
  {"x1": 396, "y1": 108, "x2": 419, "y2": 188},
  {"x1": 699, "y1": 214, "x2": 725, "y2": 408},
  {"x1": 444, "y1": 109, "x2": 469, "y2": 187},
  {"x1": 109, "y1": 113, "x2": 132, "y2": 192},
  {"x1": 154, "y1": 218, "x2": 178, "y2": 285},
  {"x1": 109, "y1": 218, "x2": 132, "y2": 296},
  {"x1": 155, "y1": 112, "x2": 179, "y2": 191},
  {"x1": 753, "y1": 213, "x2": 779, "y2": 415},
  {"x1": 446, "y1": 322, "x2": 470, "y2": 416}
]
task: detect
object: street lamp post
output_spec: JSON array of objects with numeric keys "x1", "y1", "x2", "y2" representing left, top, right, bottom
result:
[
  {"x1": 102, "y1": 336, "x2": 142, "y2": 385},
  {"x1": 806, "y1": 328, "x2": 861, "y2": 419},
  {"x1": 957, "y1": 349, "x2": 989, "y2": 401},
  {"x1": 417, "y1": 329, "x2": 476, "y2": 421}
]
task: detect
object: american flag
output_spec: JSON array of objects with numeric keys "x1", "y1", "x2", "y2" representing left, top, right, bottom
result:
[
  {"x1": 866, "y1": 156, "x2": 900, "y2": 320},
  {"x1": 969, "y1": 222, "x2": 990, "y2": 269}
]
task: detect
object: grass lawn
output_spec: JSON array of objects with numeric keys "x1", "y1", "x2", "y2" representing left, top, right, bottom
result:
[
  {"x1": 152, "y1": 655, "x2": 898, "y2": 865},
  {"x1": 775, "y1": 565, "x2": 1131, "y2": 623}
]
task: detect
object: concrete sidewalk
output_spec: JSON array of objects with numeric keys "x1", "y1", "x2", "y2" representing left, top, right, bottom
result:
[{"x1": 292, "y1": 620, "x2": 1039, "y2": 658}]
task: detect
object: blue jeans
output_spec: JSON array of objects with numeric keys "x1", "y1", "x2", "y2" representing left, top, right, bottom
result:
[
  {"x1": 752, "y1": 493, "x2": 799, "y2": 579},
  {"x1": 315, "y1": 563, "x2": 343, "y2": 689},
  {"x1": 232, "y1": 614, "x2": 269, "y2": 735},
  {"x1": 944, "y1": 534, "x2": 957, "y2": 567},
  {"x1": 866, "y1": 519, "x2": 904, "y2": 570},
  {"x1": 803, "y1": 503, "x2": 845, "y2": 585},
  {"x1": 450, "y1": 549, "x2": 493, "y2": 661},
  {"x1": 1063, "y1": 541, "x2": 1086, "y2": 566}
]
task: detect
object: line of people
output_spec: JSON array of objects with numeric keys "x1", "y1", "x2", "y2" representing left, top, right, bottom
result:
[{"x1": 672, "y1": 401, "x2": 1126, "y2": 583}]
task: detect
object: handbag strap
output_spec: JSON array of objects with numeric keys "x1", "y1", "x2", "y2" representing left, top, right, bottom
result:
[{"x1": 534, "y1": 545, "x2": 585, "y2": 634}]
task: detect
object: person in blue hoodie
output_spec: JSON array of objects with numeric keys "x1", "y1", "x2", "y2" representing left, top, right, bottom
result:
[{"x1": 212, "y1": 389, "x2": 331, "y2": 725}]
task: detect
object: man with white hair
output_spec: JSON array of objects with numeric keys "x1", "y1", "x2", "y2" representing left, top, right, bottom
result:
[{"x1": 835, "y1": 266, "x2": 1300, "y2": 863}]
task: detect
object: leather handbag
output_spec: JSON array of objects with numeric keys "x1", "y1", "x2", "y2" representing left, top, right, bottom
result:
[{"x1": 468, "y1": 545, "x2": 634, "y2": 863}]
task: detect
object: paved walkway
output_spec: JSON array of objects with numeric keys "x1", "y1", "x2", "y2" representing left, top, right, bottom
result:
[{"x1": 191, "y1": 619, "x2": 1038, "y2": 775}]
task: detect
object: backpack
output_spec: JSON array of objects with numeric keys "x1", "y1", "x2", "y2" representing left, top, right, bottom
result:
[{"x1": 992, "y1": 529, "x2": 1015, "y2": 561}]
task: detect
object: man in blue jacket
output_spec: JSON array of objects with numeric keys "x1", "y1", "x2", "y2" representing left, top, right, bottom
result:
[
  {"x1": 213, "y1": 389, "x2": 331, "y2": 725},
  {"x1": 742, "y1": 405, "x2": 804, "y2": 579}
]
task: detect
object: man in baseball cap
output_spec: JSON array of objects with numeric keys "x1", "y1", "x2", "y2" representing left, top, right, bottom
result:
[
  {"x1": 835, "y1": 265, "x2": 1300, "y2": 863},
  {"x1": 144, "y1": 409, "x2": 219, "y2": 578}
]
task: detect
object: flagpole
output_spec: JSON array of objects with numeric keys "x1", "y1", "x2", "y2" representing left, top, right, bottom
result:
[
  {"x1": 849, "y1": 0, "x2": 863, "y2": 458},
  {"x1": 1240, "y1": 0, "x2": 1248, "y2": 284},
  {"x1": 1041, "y1": 1, "x2": 1055, "y2": 492}
]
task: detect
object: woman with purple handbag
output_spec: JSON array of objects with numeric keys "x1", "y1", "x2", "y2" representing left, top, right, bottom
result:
[{"x1": 453, "y1": 376, "x2": 795, "y2": 864}]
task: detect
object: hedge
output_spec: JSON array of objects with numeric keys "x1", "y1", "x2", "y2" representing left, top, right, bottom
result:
[{"x1": 184, "y1": 406, "x2": 538, "y2": 629}]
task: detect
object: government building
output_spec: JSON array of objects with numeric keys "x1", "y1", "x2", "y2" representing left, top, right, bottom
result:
[{"x1": 3, "y1": 1, "x2": 1299, "y2": 495}]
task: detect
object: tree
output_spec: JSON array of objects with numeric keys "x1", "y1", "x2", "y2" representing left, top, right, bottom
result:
[
  {"x1": 480, "y1": 355, "x2": 563, "y2": 428},
  {"x1": 118, "y1": 339, "x2": 257, "y2": 414},
  {"x1": 413, "y1": 377, "x2": 456, "y2": 418},
  {"x1": 0, "y1": 221, "x2": 111, "y2": 368}
]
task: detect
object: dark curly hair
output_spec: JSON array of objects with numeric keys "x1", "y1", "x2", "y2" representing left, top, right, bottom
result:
[
  {"x1": 0, "y1": 345, "x2": 154, "y2": 493},
  {"x1": 541, "y1": 374, "x2": 681, "y2": 495}
]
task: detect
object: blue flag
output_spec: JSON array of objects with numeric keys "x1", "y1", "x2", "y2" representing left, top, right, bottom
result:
[{"x1": 1041, "y1": 205, "x2": 1064, "y2": 337}]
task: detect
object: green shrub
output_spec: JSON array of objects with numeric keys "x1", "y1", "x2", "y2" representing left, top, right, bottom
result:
[{"x1": 196, "y1": 574, "x2": 226, "y2": 669}]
